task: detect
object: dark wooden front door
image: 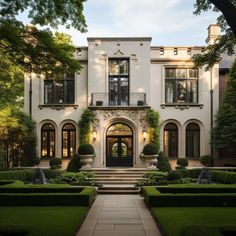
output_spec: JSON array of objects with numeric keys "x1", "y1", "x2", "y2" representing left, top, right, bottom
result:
[{"x1": 106, "y1": 136, "x2": 133, "y2": 167}]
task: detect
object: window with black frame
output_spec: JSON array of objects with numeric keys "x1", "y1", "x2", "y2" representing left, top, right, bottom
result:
[
  {"x1": 108, "y1": 59, "x2": 129, "y2": 106},
  {"x1": 41, "y1": 124, "x2": 55, "y2": 158},
  {"x1": 62, "y1": 124, "x2": 76, "y2": 158},
  {"x1": 186, "y1": 123, "x2": 200, "y2": 158},
  {"x1": 44, "y1": 71, "x2": 75, "y2": 104},
  {"x1": 165, "y1": 68, "x2": 198, "y2": 104}
]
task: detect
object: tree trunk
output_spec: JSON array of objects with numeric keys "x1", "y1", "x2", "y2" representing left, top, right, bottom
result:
[{"x1": 209, "y1": 0, "x2": 236, "y2": 36}]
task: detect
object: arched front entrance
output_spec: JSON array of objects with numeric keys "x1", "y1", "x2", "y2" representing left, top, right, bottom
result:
[{"x1": 106, "y1": 123, "x2": 133, "y2": 167}]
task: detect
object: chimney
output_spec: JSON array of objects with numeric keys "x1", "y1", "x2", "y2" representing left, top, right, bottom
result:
[{"x1": 205, "y1": 24, "x2": 221, "y2": 45}]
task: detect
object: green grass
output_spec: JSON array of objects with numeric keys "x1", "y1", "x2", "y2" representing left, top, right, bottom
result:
[
  {"x1": 152, "y1": 207, "x2": 236, "y2": 236},
  {"x1": 0, "y1": 206, "x2": 88, "y2": 236}
]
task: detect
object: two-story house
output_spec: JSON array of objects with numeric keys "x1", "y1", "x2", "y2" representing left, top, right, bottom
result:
[{"x1": 24, "y1": 24, "x2": 225, "y2": 169}]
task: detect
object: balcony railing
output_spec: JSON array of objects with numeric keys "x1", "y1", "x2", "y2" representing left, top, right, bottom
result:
[{"x1": 90, "y1": 93, "x2": 148, "y2": 107}]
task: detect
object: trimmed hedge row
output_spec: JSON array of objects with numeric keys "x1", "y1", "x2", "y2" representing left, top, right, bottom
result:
[
  {"x1": 156, "y1": 185, "x2": 236, "y2": 194},
  {"x1": 210, "y1": 170, "x2": 236, "y2": 184},
  {"x1": 0, "y1": 225, "x2": 29, "y2": 236},
  {"x1": 0, "y1": 187, "x2": 96, "y2": 206},
  {"x1": 0, "y1": 169, "x2": 63, "y2": 181},
  {"x1": 0, "y1": 180, "x2": 14, "y2": 186},
  {"x1": 0, "y1": 170, "x2": 35, "y2": 181},
  {"x1": 182, "y1": 226, "x2": 236, "y2": 236},
  {"x1": 143, "y1": 186, "x2": 236, "y2": 207}
]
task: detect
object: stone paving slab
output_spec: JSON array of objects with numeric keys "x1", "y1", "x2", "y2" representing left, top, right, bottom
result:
[{"x1": 77, "y1": 195, "x2": 162, "y2": 236}]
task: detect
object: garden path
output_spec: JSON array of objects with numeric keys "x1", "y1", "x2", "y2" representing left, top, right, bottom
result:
[{"x1": 77, "y1": 194, "x2": 162, "y2": 236}]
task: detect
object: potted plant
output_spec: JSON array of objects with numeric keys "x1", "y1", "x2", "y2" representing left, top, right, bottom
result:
[
  {"x1": 140, "y1": 143, "x2": 158, "y2": 169},
  {"x1": 176, "y1": 158, "x2": 188, "y2": 169},
  {"x1": 78, "y1": 143, "x2": 95, "y2": 169}
]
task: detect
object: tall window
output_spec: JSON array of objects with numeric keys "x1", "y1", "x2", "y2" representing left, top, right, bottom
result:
[
  {"x1": 41, "y1": 124, "x2": 55, "y2": 157},
  {"x1": 165, "y1": 68, "x2": 198, "y2": 103},
  {"x1": 186, "y1": 123, "x2": 200, "y2": 158},
  {"x1": 44, "y1": 71, "x2": 75, "y2": 104},
  {"x1": 62, "y1": 124, "x2": 76, "y2": 158},
  {"x1": 109, "y1": 59, "x2": 129, "y2": 106},
  {"x1": 164, "y1": 123, "x2": 178, "y2": 158}
]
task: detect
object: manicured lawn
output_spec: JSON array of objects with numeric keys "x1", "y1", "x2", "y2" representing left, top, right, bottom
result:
[
  {"x1": 0, "y1": 206, "x2": 88, "y2": 236},
  {"x1": 152, "y1": 207, "x2": 236, "y2": 236}
]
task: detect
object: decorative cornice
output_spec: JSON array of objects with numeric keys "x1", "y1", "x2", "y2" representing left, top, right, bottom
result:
[
  {"x1": 38, "y1": 104, "x2": 78, "y2": 110},
  {"x1": 161, "y1": 104, "x2": 204, "y2": 110}
]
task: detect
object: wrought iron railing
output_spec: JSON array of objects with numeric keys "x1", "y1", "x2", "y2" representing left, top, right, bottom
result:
[{"x1": 90, "y1": 93, "x2": 147, "y2": 107}]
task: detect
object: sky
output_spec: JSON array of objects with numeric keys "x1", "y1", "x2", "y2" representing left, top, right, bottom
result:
[{"x1": 18, "y1": 0, "x2": 220, "y2": 47}]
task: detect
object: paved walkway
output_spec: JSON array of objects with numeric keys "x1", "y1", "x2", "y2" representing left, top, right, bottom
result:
[{"x1": 77, "y1": 194, "x2": 162, "y2": 236}]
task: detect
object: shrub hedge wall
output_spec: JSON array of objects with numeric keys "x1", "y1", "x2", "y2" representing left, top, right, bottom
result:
[
  {"x1": 0, "y1": 186, "x2": 96, "y2": 206},
  {"x1": 0, "y1": 169, "x2": 63, "y2": 181},
  {"x1": 210, "y1": 170, "x2": 236, "y2": 184},
  {"x1": 143, "y1": 186, "x2": 236, "y2": 207}
]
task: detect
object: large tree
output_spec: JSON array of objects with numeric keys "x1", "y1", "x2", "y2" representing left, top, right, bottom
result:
[
  {"x1": 0, "y1": 0, "x2": 87, "y2": 75},
  {"x1": 212, "y1": 59, "x2": 236, "y2": 153},
  {"x1": 193, "y1": 0, "x2": 236, "y2": 69}
]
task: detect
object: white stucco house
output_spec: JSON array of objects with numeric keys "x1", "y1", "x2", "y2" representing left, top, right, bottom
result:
[{"x1": 24, "y1": 24, "x2": 234, "y2": 169}]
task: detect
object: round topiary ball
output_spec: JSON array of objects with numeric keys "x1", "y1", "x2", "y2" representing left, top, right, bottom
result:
[
  {"x1": 78, "y1": 143, "x2": 95, "y2": 155},
  {"x1": 142, "y1": 143, "x2": 159, "y2": 155},
  {"x1": 176, "y1": 158, "x2": 189, "y2": 168}
]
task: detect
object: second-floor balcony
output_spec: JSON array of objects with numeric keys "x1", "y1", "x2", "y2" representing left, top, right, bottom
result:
[{"x1": 90, "y1": 93, "x2": 148, "y2": 108}]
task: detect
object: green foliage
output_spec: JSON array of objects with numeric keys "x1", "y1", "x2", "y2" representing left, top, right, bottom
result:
[
  {"x1": 137, "y1": 171, "x2": 168, "y2": 186},
  {"x1": 143, "y1": 186, "x2": 236, "y2": 207},
  {"x1": 176, "y1": 158, "x2": 189, "y2": 168},
  {"x1": 49, "y1": 158, "x2": 62, "y2": 169},
  {"x1": 210, "y1": 170, "x2": 236, "y2": 184},
  {"x1": 0, "y1": 188, "x2": 96, "y2": 206},
  {"x1": 0, "y1": 107, "x2": 37, "y2": 169},
  {"x1": 213, "y1": 60, "x2": 236, "y2": 152},
  {"x1": 0, "y1": 53, "x2": 24, "y2": 108},
  {"x1": 78, "y1": 143, "x2": 95, "y2": 156},
  {"x1": 157, "y1": 151, "x2": 172, "y2": 172},
  {"x1": 78, "y1": 109, "x2": 95, "y2": 144},
  {"x1": 0, "y1": 170, "x2": 34, "y2": 181},
  {"x1": 66, "y1": 154, "x2": 81, "y2": 172},
  {"x1": 42, "y1": 169, "x2": 63, "y2": 180},
  {"x1": 193, "y1": 1, "x2": 236, "y2": 69},
  {"x1": 167, "y1": 170, "x2": 183, "y2": 181},
  {"x1": 200, "y1": 155, "x2": 214, "y2": 167},
  {"x1": 49, "y1": 172, "x2": 96, "y2": 186},
  {"x1": 145, "y1": 108, "x2": 160, "y2": 149},
  {"x1": 152, "y1": 207, "x2": 236, "y2": 236},
  {"x1": 0, "y1": 0, "x2": 86, "y2": 76},
  {"x1": 0, "y1": 0, "x2": 87, "y2": 32},
  {"x1": 0, "y1": 206, "x2": 88, "y2": 236},
  {"x1": 142, "y1": 143, "x2": 159, "y2": 155},
  {"x1": 177, "y1": 168, "x2": 202, "y2": 178}
]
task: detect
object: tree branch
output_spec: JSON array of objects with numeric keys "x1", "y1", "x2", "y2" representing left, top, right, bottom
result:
[{"x1": 209, "y1": 0, "x2": 236, "y2": 35}]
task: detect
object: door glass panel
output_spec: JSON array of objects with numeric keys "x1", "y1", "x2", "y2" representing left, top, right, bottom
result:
[{"x1": 107, "y1": 124, "x2": 132, "y2": 136}]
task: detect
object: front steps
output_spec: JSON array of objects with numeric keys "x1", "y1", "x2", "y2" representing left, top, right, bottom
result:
[{"x1": 89, "y1": 168, "x2": 151, "y2": 194}]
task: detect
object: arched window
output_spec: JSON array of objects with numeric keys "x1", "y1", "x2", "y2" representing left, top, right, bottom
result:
[
  {"x1": 62, "y1": 124, "x2": 76, "y2": 158},
  {"x1": 164, "y1": 123, "x2": 178, "y2": 158},
  {"x1": 41, "y1": 124, "x2": 55, "y2": 157},
  {"x1": 186, "y1": 123, "x2": 200, "y2": 158}
]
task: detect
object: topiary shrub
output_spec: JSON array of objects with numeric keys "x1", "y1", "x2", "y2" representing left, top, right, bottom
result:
[
  {"x1": 66, "y1": 154, "x2": 81, "y2": 172},
  {"x1": 142, "y1": 143, "x2": 159, "y2": 155},
  {"x1": 176, "y1": 158, "x2": 189, "y2": 169},
  {"x1": 157, "y1": 151, "x2": 171, "y2": 172},
  {"x1": 78, "y1": 143, "x2": 95, "y2": 156},
  {"x1": 167, "y1": 170, "x2": 182, "y2": 181},
  {"x1": 200, "y1": 155, "x2": 214, "y2": 167},
  {"x1": 49, "y1": 158, "x2": 62, "y2": 169}
]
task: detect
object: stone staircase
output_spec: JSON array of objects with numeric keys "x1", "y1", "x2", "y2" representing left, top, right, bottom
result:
[{"x1": 89, "y1": 168, "x2": 150, "y2": 194}]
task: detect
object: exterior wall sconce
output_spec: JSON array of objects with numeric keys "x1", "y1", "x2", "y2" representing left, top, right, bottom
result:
[
  {"x1": 93, "y1": 129, "x2": 97, "y2": 141},
  {"x1": 142, "y1": 130, "x2": 147, "y2": 141}
]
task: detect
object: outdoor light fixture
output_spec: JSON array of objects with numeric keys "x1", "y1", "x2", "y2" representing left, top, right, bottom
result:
[
  {"x1": 142, "y1": 130, "x2": 147, "y2": 141},
  {"x1": 93, "y1": 129, "x2": 97, "y2": 141}
]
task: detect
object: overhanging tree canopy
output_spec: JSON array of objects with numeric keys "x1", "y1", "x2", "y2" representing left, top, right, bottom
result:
[{"x1": 193, "y1": 0, "x2": 236, "y2": 69}]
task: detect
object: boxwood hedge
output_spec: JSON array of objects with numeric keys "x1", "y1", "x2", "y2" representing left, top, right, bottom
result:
[{"x1": 143, "y1": 186, "x2": 236, "y2": 207}]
